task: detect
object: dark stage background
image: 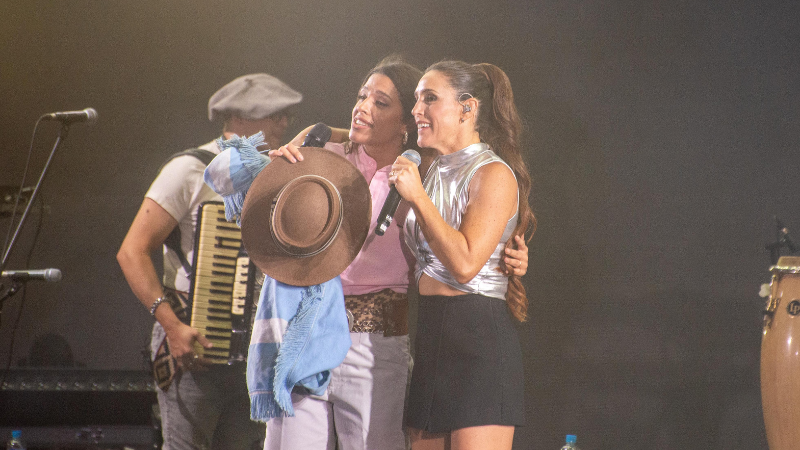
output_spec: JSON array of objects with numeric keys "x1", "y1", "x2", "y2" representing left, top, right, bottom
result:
[{"x1": 2, "y1": 0, "x2": 798, "y2": 448}]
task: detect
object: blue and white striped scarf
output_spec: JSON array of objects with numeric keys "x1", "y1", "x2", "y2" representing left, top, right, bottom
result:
[
  {"x1": 203, "y1": 132, "x2": 270, "y2": 226},
  {"x1": 247, "y1": 276, "x2": 351, "y2": 420},
  {"x1": 203, "y1": 133, "x2": 351, "y2": 420}
]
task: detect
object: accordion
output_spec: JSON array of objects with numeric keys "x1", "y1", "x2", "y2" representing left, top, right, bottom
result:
[{"x1": 187, "y1": 201, "x2": 259, "y2": 364}]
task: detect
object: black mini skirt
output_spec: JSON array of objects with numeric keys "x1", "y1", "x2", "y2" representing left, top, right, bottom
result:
[{"x1": 405, "y1": 293, "x2": 525, "y2": 432}]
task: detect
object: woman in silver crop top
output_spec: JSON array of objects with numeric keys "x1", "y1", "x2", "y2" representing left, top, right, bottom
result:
[{"x1": 391, "y1": 61, "x2": 536, "y2": 450}]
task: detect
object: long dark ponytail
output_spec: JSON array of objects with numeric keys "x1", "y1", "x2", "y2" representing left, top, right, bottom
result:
[{"x1": 426, "y1": 60, "x2": 536, "y2": 322}]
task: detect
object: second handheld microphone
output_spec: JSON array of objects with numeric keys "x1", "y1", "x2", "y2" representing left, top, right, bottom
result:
[
  {"x1": 302, "y1": 123, "x2": 332, "y2": 148},
  {"x1": 375, "y1": 149, "x2": 421, "y2": 236}
]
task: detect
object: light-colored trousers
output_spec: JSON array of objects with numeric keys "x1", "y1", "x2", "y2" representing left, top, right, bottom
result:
[{"x1": 265, "y1": 333, "x2": 412, "y2": 450}]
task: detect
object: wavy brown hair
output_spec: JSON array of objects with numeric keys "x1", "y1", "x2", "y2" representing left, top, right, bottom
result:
[{"x1": 426, "y1": 60, "x2": 536, "y2": 322}]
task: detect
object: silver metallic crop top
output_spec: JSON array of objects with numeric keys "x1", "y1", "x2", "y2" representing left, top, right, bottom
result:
[{"x1": 404, "y1": 143, "x2": 518, "y2": 300}]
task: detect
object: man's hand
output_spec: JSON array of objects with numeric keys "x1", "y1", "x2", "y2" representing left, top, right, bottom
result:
[{"x1": 164, "y1": 322, "x2": 214, "y2": 370}]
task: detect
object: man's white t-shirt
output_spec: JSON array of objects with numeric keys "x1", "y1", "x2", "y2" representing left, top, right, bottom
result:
[{"x1": 144, "y1": 141, "x2": 221, "y2": 292}]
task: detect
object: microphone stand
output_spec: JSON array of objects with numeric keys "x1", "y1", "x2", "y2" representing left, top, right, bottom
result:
[
  {"x1": 0, "y1": 122, "x2": 70, "y2": 325},
  {"x1": 0, "y1": 279, "x2": 24, "y2": 328},
  {"x1": 766, "y1": 240, "x2": 783, "y2": 266}
]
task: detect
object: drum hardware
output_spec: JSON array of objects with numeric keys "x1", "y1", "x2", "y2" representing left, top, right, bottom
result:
[
  {"x1": 762, "y1": 274, "x2": 780, "y2": 330},
  {"x1": 761, "y1": 255, "x2": 800, "y2": 450},
  {"x1": 765, "y1": 216, "x2": 798, "y2": 265}
]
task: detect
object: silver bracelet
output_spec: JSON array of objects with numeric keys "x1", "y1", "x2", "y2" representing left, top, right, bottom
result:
[{"x1": 149, "y1": 296, "x2": 168, "y2": 316}]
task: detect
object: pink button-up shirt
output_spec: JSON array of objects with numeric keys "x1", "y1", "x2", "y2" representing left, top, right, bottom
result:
[{"x1": 325, "y1": 142, "x2": 414, "y2": 295}]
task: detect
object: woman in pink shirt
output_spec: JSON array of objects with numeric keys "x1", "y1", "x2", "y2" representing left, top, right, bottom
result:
[{"x1": 267, "y1": 56, "x2": 529, "y2": 450}]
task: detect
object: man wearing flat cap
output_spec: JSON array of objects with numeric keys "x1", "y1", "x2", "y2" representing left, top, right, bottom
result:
[{"x1": 117, "y1": 73, "x2": 302, "y2": 450}]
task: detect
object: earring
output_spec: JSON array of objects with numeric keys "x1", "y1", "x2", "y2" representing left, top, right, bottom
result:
[
  {"x1": 458, "y1": 93, "x2": 474, "y2": 115},
  {"x1": 402, "y1": 131, "x2": 408, "y2": 146}
]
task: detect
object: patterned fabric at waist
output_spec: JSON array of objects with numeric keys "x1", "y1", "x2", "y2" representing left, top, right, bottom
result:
[{"x1": 344, "y1": 289, "x2": 408, "y2": 337}]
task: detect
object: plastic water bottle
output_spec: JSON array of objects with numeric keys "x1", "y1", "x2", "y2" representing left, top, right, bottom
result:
[
  {"x1": 560, "y1": 434, "x2": 579, "y2": 450},
  {"x1": 6, "y1": 430, "x2": 26, "y2": 450}
]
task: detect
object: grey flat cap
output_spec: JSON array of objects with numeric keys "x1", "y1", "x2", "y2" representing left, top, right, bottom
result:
[{"x1": 208, "y1": 73, "x2": 303, "y2": 122}]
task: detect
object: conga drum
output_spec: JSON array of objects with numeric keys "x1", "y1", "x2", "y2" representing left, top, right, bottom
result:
[{"x1": 762, "y1": 256, "x2": 800, "y2": 449}]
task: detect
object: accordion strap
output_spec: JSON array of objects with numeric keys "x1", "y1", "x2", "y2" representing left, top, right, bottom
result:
[
  {"x1": 152, "y1": 287, "x2": 190, "y2": 391},
  {"x1": 161, "y1": 287, "x2": 190, "y2": 324},
  {"x1": 160, "y1": 147, "x2": 219, "y2": 275}
]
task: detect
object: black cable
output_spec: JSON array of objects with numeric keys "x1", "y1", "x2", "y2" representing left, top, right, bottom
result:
[
  {"x1": 0, "y1": 191, "x2": 45, "y2": 385},
  {"x1": 2, "y1": 118, "x2": 43, "y2": 264},
  {"x1": 1, "y1": 119, "x2": 50, "y2": 389}
]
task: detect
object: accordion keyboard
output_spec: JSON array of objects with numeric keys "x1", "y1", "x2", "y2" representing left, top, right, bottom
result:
[{"x1": 189, "y1": 202, "x2": 241, "y2": 363}]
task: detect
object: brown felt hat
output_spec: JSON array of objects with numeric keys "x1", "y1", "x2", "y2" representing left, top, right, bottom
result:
[{"x1": 240, "y1": 147, "x2": 371, "y2": 286}]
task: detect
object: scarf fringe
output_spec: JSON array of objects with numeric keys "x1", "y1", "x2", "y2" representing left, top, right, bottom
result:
[
  {"x1": 250, "y1": 391, "x2": 291, "y2": 422},
  {"x1": 237, "y1": 140, "x2": 270, "y2": 178},
  {"x1": 214, "y1": 132, "x2": 269, "y2": 226},
  {"x1": 272, "y1": 285, "x2": 325, "y2": 415},
  {"x1": 222, "y1": 191, "x2": 247, "y2": 226}
]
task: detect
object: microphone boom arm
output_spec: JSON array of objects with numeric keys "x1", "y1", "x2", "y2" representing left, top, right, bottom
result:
[{"x1": 1, "y1": 123, "x2": 69, "y2": 271}]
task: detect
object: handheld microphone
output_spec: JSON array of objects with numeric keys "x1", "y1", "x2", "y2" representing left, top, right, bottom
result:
[
  {"x1": 41, "y1": 108, "x2": 98, "y2": 125},
  {"x1": 1, "y1": 268, "x2": 63, "y2": 282},
  {"x1": 302, "y1": 123, "x2": 332, "y2": 147},
  {"x1": 375, "y1": 149, "x2": 421, "y2": 236}
]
